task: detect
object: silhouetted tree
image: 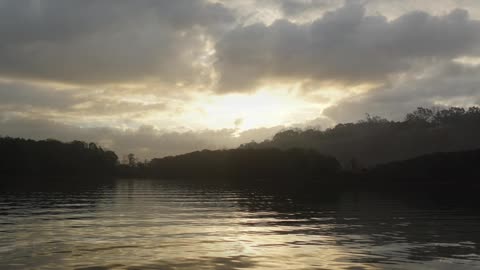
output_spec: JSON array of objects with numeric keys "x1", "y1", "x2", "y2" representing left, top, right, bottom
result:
[{"x1": 127, "y1": 153, "x2": 137, "y2": 167}]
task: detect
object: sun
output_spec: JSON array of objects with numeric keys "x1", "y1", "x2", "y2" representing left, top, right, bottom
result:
[{"x1": 182, "y1": 86, "x2": 326, "y2": 131}]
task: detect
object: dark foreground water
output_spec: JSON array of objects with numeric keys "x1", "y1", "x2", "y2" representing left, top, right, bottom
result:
[{"x1": 1, "y1": 179, "x2": 480, "y2": 270}]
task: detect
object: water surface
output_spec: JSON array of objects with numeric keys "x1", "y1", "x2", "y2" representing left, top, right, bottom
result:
[{"x1": 1, "y1": 179, "x2": 479, "y2": 269}]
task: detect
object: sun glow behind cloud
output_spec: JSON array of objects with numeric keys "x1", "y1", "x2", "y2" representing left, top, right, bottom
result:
[{"x1": 181, "y1": 87, "x2": 326, "y2": 131}]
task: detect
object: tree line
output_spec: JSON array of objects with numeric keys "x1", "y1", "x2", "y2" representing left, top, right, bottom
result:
[
  {"x1": 241, "y1": 106, "x2": 480, "y2": 167},
  {"x1": 2, "y1": 106, "x2": 480, "y2": 185},
  {"x1": 144, "y1": 148, "x2": 341, "y2": 180},
  {"x1": 0, "y1": 137, "x2": 118, "y2": 177}
]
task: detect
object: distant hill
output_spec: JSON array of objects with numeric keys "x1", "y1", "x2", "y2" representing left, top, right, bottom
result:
[
  {"x1": 368, "y1": 148, "x2": 480, "y2": 183},
  {"x1": 3, "y1": 106, "x2": 480, "y2": 187},
  {"x1": 137, "y1": 147, "x2": 480, "y2": 189},
  {"x1": 145, "y1": 148, "x2": 341, "y2": 180},
  {"x1": 240, "y1": 107, "x2": 480, "y2": 167},
  {"x1": 1, "y1": 134, "x2": 480, "y2": 191}
]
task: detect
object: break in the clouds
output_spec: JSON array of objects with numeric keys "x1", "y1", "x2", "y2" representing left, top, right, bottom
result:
[{"x1": 1, "y1": 0, "x2": 480, "y2": 158}]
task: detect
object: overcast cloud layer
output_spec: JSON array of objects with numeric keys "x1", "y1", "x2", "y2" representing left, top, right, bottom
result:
[
  {"x1": 216, "y1": 3, "x2": 480, "y2": 91},
  {"x1": 0, "y1": 0, "x2": 234, "y2": 85},
  {"x1": 1, "y1": 0, "x2": 480, "y2": 159}
]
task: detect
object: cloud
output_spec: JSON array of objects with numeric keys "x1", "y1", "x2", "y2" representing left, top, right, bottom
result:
[
  {"x1": 280, "y1": 0, "x2": 334, "y2": 17},
  {"x1": 0, "y1": 81, "x2": 81, "y2": 110},
  {"x1": 214, "y1": 2, "x2": 480, "y2": 92},
  {"x1": 2, "y1": 0, "x2": 479, "y2": 94},
  {"x1": 0, "y1": 0, "x2": 234, "y2": 86},
  {"x1": 1, "y1": 0, "x2": 480, "y2": 153},
  {"x1": 0, "y1": 81, "x2": 174, "y2": 127},
  {"x1": 323, "y1": 61, "x2": 480, "y2": 123}
]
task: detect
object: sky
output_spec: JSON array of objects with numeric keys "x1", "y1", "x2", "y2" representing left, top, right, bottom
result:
[{"x1": 1, "y1": 0, "x2": 480, "y2": 159}]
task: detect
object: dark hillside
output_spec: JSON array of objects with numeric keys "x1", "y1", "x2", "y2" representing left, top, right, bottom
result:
[{"x1": 241, "y1": 107, "x2": 480, "y2": 166}]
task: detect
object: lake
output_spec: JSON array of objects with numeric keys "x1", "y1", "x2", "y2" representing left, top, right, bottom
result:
[{"x1": 1, "y1": 179, "x2": 480, "y2": 269}]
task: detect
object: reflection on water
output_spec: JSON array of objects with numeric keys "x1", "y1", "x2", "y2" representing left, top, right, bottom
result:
[{"x1": 1, "y1": 179, "x2": 480, "y2": 269}]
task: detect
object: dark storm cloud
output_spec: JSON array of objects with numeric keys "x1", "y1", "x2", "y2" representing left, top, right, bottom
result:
[
  {"x1": 323, "y1": 61, "x2": 480, "y2": 123},
  {"x1": 215, "y1": 2, "x2": 480, "y2": 92},
  {"x1": 0, "y1": 0, "x2": 234, "y2": 85}
]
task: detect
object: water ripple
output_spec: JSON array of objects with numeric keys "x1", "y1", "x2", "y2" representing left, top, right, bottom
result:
[{"x1": 1, "y1": 179, "x2": 479, "y2": 269}]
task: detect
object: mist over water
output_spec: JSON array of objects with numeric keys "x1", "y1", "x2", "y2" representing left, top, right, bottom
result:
[{"x1": 1, "y1": 179, "x2": 480, "y2": 270}]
